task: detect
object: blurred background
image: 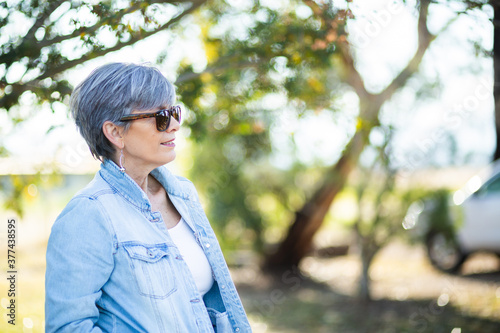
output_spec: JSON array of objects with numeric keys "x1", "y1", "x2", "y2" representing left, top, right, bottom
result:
[{"x1": 2, "y1": 0, "x2": 500, "y2": 332}]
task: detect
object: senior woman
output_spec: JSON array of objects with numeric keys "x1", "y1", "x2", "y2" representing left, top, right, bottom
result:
[{"x1": 45, "y1": 62, "x2": 252, "y2": 333}]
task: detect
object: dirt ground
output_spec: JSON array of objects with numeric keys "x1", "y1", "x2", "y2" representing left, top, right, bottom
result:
[{"x1": 233, "y1": 241, "x2": 500, "y2": 333}]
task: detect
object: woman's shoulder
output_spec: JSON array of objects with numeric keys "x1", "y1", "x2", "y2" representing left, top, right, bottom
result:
[
  {"x1": 53, "y1": 174, "x2": 115, "y2": 233},
  {"x1": 51, "y1": 194, "x2": 115, "y2": 241}
]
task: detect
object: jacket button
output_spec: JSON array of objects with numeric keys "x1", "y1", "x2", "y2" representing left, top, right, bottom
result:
[
  {"x1": 235, "y1": 328, "x2": 240, "y2": 332},
  {"x1": 205, "y1": 243, "x2": 211, "y2": 248}
]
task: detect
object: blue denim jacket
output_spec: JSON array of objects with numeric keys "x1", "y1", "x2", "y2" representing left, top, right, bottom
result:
[{"x1": 45, "y1": 160, "x2": 252, "y2": 333}]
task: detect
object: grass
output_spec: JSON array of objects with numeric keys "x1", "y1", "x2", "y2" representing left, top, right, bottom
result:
[
  {"x1": 239, "y1": 278, "x2": 500, "y2": 333},
  {"x1": 234, "y1": 242, "x2": 500, "y2": 332},
  {"x1": 0, "y1": 240, "x2": 46, "y2": 333}
]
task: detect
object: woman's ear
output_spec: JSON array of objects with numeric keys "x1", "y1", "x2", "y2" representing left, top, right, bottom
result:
[{"x1": 102, "y1": 121, "x2": 125, "y2": 149}]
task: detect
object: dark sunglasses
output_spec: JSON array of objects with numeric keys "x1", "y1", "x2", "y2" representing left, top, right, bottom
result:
[{"x1": 120, "y1": 105, "x2": 181, "y2": 132}]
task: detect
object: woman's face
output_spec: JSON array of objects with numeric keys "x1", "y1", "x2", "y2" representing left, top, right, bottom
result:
[{"x1": 121, "y1": 107, "x2": 180, "y2": 172}]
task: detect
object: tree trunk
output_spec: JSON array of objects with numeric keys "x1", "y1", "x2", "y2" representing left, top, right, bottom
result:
[
  {"x1": 358, "y1": 247, "x2": 376, "y2": 303},
  {"x1": 263, "y1": 121, "x2": 372, "y2": 271},
  {"x1": 493, "y1": 3, "x2": 500, "y2": 161}
]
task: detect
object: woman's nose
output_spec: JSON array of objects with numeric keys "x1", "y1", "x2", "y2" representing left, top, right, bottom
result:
[{"x1": 167, "y1": 116, "x2": 180, "y2": 132}]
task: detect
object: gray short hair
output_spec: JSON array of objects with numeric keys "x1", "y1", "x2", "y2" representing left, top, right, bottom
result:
[{"x1": 70, "y1": 62, "x2": 176, "y2": 161}]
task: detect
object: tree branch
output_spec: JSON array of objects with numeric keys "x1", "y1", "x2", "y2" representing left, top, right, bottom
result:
[
  {"x1": 337, "y1": 41, "x2": 373, "y2": 101},
  {"x1": 378, "y1": 0, "x2": 435, "y2": 101},
  {"x1": 30, "y1": 0, "x2": 206, "y2": 83},
  {"x1": 302, "y1": 0, "x2": 374, "y2": 102},
  {"x1": 175, "y1": 58, "x2": 258, "y2": 84},
  {"x1": 340, "y1": 0, "x2": 458, "y2": 115},
  {"x1": 36, "y1": 0, "x2": 184, "y2": 49},
  {"x1": 24, "y1": 0, "x2": 67, "y2": 41}
]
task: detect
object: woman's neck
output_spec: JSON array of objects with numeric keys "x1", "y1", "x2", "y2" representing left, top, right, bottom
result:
[{"x1": 110, "y1": 153, "x2": 156, "y2": 194}]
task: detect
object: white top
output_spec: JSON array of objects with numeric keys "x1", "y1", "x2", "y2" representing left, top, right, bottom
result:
[{"x1": 169, "y1": 218, "x2": 214, "y2": 296}]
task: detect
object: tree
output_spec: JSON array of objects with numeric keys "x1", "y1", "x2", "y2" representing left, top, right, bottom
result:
[
  {"x1": 456, "y1": 0, "x2": 500, "y2": 160},
  {"x1": 174, "y1": 0, "x2": 444, "y2": 285},
  {"x1": 264, "y1": 0, "x2": 448, "y2": 272},
  {"x1": 176, "y1": 0, "x2": 468, "y2": 301},
  {"x1": 0, "y1": 0, "x2": 206, "y2": 112},
  {"x1": 350, "y1": 127, "x2": 426, "y2": 301},
  {"x1": 491, "y1": 0, "x2": 500, "y2": 160}
]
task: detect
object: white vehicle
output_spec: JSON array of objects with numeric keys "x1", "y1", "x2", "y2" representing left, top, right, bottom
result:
[{"x1": 403, "y1": 161, "x2": 500, "y2": 272}]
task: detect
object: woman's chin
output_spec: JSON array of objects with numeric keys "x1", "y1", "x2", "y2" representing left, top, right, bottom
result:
[{"x1": 160, "y1": 152, "x2": 176, "y2": 165}]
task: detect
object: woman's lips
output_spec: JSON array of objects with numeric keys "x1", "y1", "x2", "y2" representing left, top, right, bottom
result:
[
  {"x1": 161, "y1": 138, "x2": 175, "y2": 147},
  {"x1": 161, "y1": 139, "x2": 175, "y2": 147}
]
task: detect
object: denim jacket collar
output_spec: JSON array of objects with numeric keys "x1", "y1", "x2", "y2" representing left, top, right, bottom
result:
[
  {"x1": 100, "y1": 160, "x2": 188, "y2": 209},
  {"x1": 99, "y1": 160, "x2": 151, "y2": 211}
]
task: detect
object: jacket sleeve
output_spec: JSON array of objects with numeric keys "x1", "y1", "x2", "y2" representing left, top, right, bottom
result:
[{"x1": 45, "y1": 197, "x2": 115, "y2": 333}]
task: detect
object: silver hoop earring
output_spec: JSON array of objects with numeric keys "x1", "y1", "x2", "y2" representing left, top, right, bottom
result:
[{"x1": 119, "y1": 149, "x2": 125, "y2": 173}]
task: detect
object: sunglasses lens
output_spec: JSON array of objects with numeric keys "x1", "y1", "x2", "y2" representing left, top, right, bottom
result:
[
  {"x1": 172, "y1": 106, "x2": 181, "y2": 123},
  {"x1": 156, "y1": 111, "x2": 169, "y2": 131},
  {"x1": 155, "y1": 107, "x2": 181, "y2": 131}
]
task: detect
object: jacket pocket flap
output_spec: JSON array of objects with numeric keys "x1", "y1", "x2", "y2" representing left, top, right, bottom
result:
[{"x1": 124, "y1": 244, "x2": 169, "y2": 262}]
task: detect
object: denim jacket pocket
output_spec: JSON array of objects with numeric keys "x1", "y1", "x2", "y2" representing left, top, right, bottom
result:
[
  {"x1": 207, "y1": 308, "x2": 232, "y2": 333},
  {"x1": 124, "y1": 244, "x2": 177, "y2": 299}
]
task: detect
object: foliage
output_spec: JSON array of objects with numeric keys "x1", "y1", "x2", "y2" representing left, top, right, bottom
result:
[
  {"x1": 174, "y1": 0, "x2": 354, "y2": 251},
  {"x1": 350, "y1": 126, "x2": 431, "y2": 300},
  {"x1": 352, "y1": 130, "x2": 431, "y2": 246},
  {"x1": 177, "y1": 0, "x2": 464, "y2": 269},
  {"x1": 423, "y1": 189, "x2": 457, "y2": 240},
  {"x1": 176, "y1": 0, "x2": 349, "y2": 122},
  {"x1": 0, "y1": 0, "x2": 206, "y2": 112},
  {"x1": 352, "y1": 169, "x2": 422, "y2": 255},
  {"x1": 402, "y1": 188, "x2": 457, "y2": 246},
  {"x1": 0, "y1": 171, "x2": 63, "y2": 217}
]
